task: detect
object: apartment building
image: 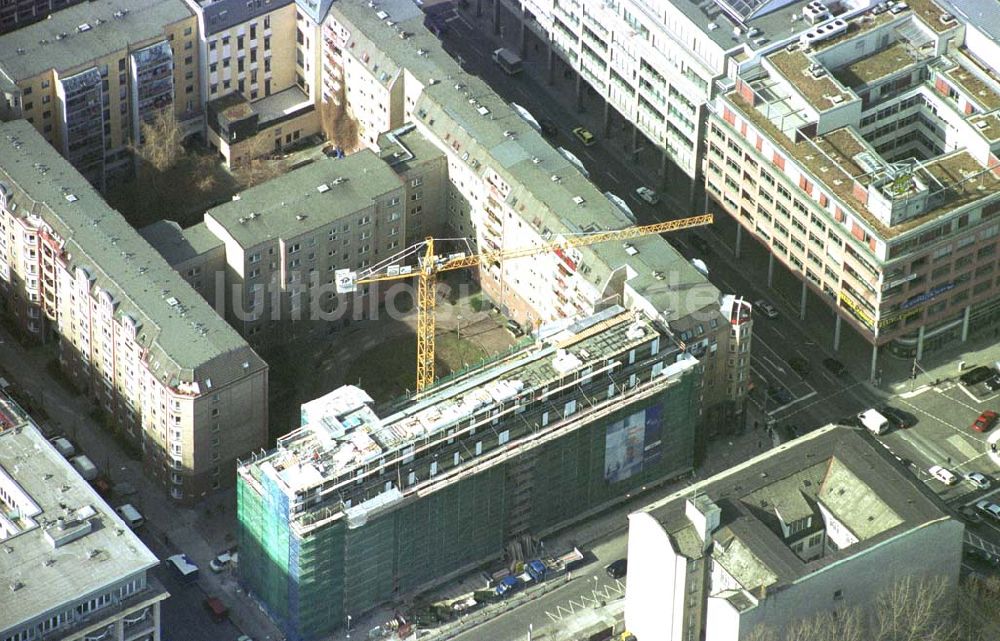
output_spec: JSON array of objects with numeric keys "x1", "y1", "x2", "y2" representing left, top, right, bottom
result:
[
  {"x1": 0, "y1": 0, "x2": 87, "y2": 35},
  {"x1": 625, "y1": 424, "x2": 963, "y2": 641},
  {"x1": 490, "y1": 0, "x2": 879, "y2": 202},
  {"x1": 0, "y1": 120, "x2": 268, "y2": 502},
  {"x1": 295, "y1": 0, "x2": 752, "y2": 422},
  {"x1": 238, "y1": 308, "x2": 702, "y2": 640},
  {"x1": 184, "y1": 0, "x2": 319, "y2": 167},
  {"x1": 0, "y1": 396, "x2": 168, "y2": 641},
  {"x1": 706, "y1": 0, "x2": 1000, "y2": 375},
  {"x1": 201, "y1": 149, "x2": 406, "y2": 347},
  {"x1": 0, "y1": 0, "x2": 202, "y2": 188}
]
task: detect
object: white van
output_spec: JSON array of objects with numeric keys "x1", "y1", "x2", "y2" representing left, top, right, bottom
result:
[
  {"x1": 858, "y1": 408, "x2": 890, "y2": 435},
  {"x1": 929, "y1": 465, "x2": 958, "y2": 485},
  {"x1": 115, "y1": 503, "x2": 144, "y2": 529}
]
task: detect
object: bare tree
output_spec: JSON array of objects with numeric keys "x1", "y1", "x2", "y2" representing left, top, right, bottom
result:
[
  {"x1": 133, "y1": 109, "x2": 183, "y2": 173},
  {"x1": 235, "y1": 134, "x2": 284, "y2": 188},
  {"x1": 319, "y1": 84, "x2": 360, "y2": 152},
  {"x1": 872, "y1": 575, "x2": 957, "y2": 641}
]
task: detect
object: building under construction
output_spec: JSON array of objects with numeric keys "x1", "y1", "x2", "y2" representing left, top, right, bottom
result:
[{"x1": 236, "y1": 307, "x2": 702, "y2": 640}]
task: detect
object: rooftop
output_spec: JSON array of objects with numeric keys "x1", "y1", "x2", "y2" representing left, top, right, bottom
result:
[
  {"x1": 188, "y1": 0, "x2": 294, "y2": 36},
  {"x1": 831, "y1": 40, "x2": 924, "y2": 88},
  {"x1": 0, "y1": 405, "x2": 161, "y2": 630},
  {"x1": 640, "y1": 424, "x2": 953, "y2": 590},
  {"x1": 767, "y1": 47, "x2": 852, "y2": 112},
  {"x1": 0, "y1": 120, "x2": 263, "y2": 386},
  {"x1": 330, "y1": 0, "x2": 721, "y2": 323},
  {"x1": 0, "y1": 0, "x2": 191, "y2": 82},
  {"x1": 140, "y1": 220, "x2": 224, "y2": 266},
  {"x1": 246, "y1": 309, "x2": 693, "y2": 520},
  {"x1": 204, "y1": 150, "x2": 402, "y2": 248},
  {"x1": 943, "y1": 53, "x2": 1000, "y2": 112}
]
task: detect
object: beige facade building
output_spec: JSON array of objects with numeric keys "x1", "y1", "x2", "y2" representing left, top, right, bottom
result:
[
  {"x1": 0, "y1": 0, "x2": 202, "y2": 188},
  {"x1": 0, "y1": 120, "x2": 268, "y2": 502},
  {"x1": 184, "y1": 0, "x2": 320, "y2": 167},
  {"x1": 707, "y1": 0, "x2": 1000, "y2": 375}
]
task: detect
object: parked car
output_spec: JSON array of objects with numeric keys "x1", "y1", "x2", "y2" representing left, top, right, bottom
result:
[
  {"x1": 975, "y1": 500, "x2": 1000, "y2": 521},
  {"x1": 634, "y1": 186, "x2": 659, "y2": 205},
  {"x1": 754, "y1": 300, "x2": 778, "y2": 319},
  {"x1": 960, "y1": 366, "x2": 994, "y2": 387},
  {"x1": 823, "y1": 358, "x2": 847, "y2": 377},
  {"x1": 929, "y1": 465, "x2": 958, "y2": 485},
  {"x1": 966, "y1": 471, "x2": 992, "y2": 490},
  {"x1": 788, "y1": 356, "x2": 810, "y2": 378},
  {"x1": 605, "y1": 558, "x2": 628, "y2": 579},
  {"x1": 538, "y1": 119, "x2": 558, "y2": 137},
  {"x1": 688, "y1": 234, "x2": 711, "y2": 254},
  {"x1": 505, "y1": 319, "x2": 524, "y2": 337},
  {"x1": 210, "y1": 551, "x2": 233, "y2": 573},
  {"x1": 572, "y1": 126, "x2": 595, "y2": 146},
  {"x1": 881, "y1": 405, "x2": 914, "y2": 430},
  {"x1": 972, "y1": 410, "x2": 998, "y2": 433},
  {"x1": 986, "y1": 374, "x2": 1000, "y2": 392}
]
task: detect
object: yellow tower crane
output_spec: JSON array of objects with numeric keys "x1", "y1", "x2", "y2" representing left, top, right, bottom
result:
[{"x1": 334, "y1": 213, "x2": 713, "y2": 392}]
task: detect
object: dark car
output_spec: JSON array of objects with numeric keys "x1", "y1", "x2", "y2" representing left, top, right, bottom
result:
[
  {"x1": 688, "y1": 234, "x2": 711, "y2": 254},
  {"x1": 960, "y1": 366, "x2": 994, "y2": 387},
  {"x1": 881, "y1": 405, "x2": 914, "y2": 429},
  {"x1": 766, "y1": 386, "x2": 793, "y2": 406},
  {"x1": 788, "y1": 356, "x2": 810, "y2": 378},
  {"x1": 823, "y1": 358, "x2": 847, "y2": 377},
  {"x1": 505, "y1": 319, "x2": 524, "y2": 337},
  {"x1": 605, "y1": 559, "x2": 628, "y2": 580},
  {"x1": 538, "y1": 119, "x2": 558, "y2": 137}
]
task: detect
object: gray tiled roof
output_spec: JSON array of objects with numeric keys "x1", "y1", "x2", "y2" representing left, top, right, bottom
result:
[
  {"x1": 190, "y1": 0, "x2": 294, "y2": 36},
  {"x1": 0, "y1": 0, "x2": 191, "y2": 82},
  {"x1": 0, "y1": 120, "x2": 263, "y2": 386},
  {"x1": 203, "y1": 151, "x2": 402, "y2": 249}
]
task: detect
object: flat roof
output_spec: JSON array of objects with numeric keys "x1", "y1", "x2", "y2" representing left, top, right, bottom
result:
[
  {"x1": 0, "y1": 120, "x2": 263, "y2": 386},
  {"x1": 249, "y1": 309, "x2": 687, "y2": 504},
  {"x1": 330, "y1": 0, "x2": 722, "y2": 323},
  {"x1": 140, "y1": 220, "x2": 224, "y2": 266},
  {"x1": 767, "y1": 48, "x2": 852, "y2": 111},
  {"x1": 204, "y1": 150, "x2": 402, "y2": 249},
  {"x1": 0, "y1": 409, "x2": 161, "y2": 630},
  {"x1": 831, "y1": 41, "x2": 923, "y2": 88},
  {"x1": 639, "y1": 424, "x2": 954, "y2": 589},
  {"x1": 0, "y1": 0, "x2": 191, "y2": 82}
]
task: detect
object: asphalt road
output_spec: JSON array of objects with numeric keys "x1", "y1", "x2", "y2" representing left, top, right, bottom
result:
[{"x1": 449, "y1": 531, "x2": 627, "y2": 641}]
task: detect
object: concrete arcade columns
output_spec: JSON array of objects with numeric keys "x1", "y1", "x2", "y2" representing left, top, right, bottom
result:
[
  {"x1": 915, "y1": 325, "x2": 926, "y2": 361},
  {"x1": 961, "y1": 304, "x2": 971, "y2": 342},
  {"x1": 799, "y1": 280, "x2": 807, "y2": 321},
  {"x1": 870, "y1": 344, "x2": 879, "y2": 384},
  {"x1": 833, "y1": 314, "x2": 842, "y2": 352},
  {"x1": 767, "y1": 253, "x2": 775, "y2": 288},
  {"x1": 734, "y1": 225, "x2": 742, "y2": 259}
]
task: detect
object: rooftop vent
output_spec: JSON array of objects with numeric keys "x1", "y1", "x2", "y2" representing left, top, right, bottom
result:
[
  {"x1": 166, "y1": 297, "x2": 179, "y2": 307},
  {"x1": 43, "y1": 518, "x2": 93, "y2": 549},
  {"x1": 296, "y1": 214, "x2": 307, "y2": 221},
  {"x1": 572, "y1": 196, "x2": 585, "y2": 205},
  {"x1": 624, "y1": 243, "x2": 639, "y2": 256},
  {"x1": 317, "y1": 183, "x2": 330, "y2": 193},
  {"x1": 77, "y1": 23, "x2": 91, "y2": 32},
  {"x1": 532, "y1": 157, "x2": 541, "y2": 164},
  {"x1": 707, "y1": 22, "x2": 718, "y2": 31},
  {"x1": 9, "y1": 581, "x2": 23, "y2": 592},
  {"x1": 64, "y1": 194, "x2": 78, "y2": 203},
  {"x1": 332, "y1": 176, "x2": 347, "y2": 185},
  {"x1": 551, "y1": 174, "x2": 561, "y2": 182},
  {"x1": 940, "y1": 13, "x2": 955, "y2": 25}
]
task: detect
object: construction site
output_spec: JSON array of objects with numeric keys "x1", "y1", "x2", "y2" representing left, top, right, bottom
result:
[{"x1": 236, "y1": 306, "x2": 701, "y2": 641}]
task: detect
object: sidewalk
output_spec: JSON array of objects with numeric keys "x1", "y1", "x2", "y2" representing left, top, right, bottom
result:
[{"x1": 0, "y1": 328, "x2": 284, "y2": 641}]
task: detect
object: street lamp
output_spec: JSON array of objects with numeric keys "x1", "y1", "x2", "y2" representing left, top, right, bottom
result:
[
  {"x1": 527, "y1": 623, "x2": 533, "y2": 641},
  {"x1": 346, "y1": 614, "x2": 352, "y2": 639}
]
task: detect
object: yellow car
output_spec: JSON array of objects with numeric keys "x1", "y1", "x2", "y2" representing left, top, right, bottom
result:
[{"x1": 572, "y1": 126, "x2": 596, "y2": 146}]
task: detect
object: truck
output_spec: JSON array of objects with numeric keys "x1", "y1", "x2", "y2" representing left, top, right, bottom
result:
[
  {"x1": 492, "y1": 48, "x2": 523, "y2": 75},
  {"x1": 525, "y1": 547, "x2": 585, "y2": 582}
]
